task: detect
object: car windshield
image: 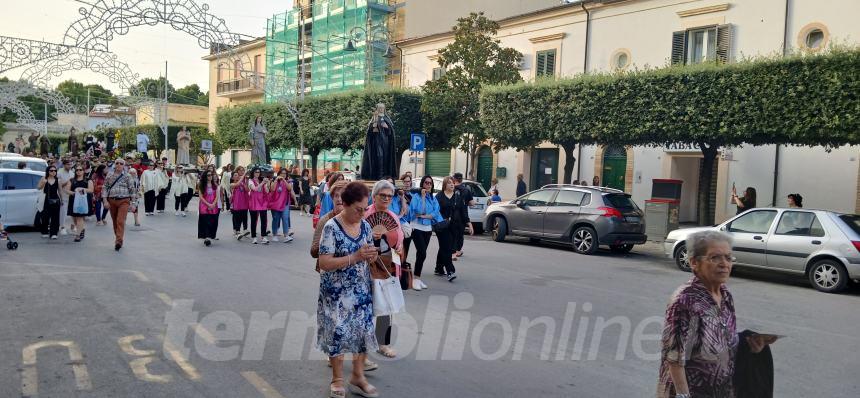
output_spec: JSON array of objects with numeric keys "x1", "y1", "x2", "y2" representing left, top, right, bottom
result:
[
  {"x1": 465, "y1": 182, "x2": 488, "y2": 198},
  {"x1": 603, "y1": 193, "x2": 636, "y2": 209},
  {"x1": 838, "y1": 214, "x2": 860, "y2": 235}
]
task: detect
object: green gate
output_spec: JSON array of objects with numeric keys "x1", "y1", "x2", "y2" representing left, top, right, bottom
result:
[
  {"x1": 425, "y1": 150, "x2": 451, "y2": 177},
  {"x1": 476, "y1": 146, "x2": 493, "y2": 191},
  {"x1": 602, "y1": 145, "x2": 627, "y2": 190}
]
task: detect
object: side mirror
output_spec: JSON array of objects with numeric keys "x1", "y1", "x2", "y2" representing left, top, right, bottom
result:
[
  {"x1": 516, "y1": 201, "x2": 526, "y2": 209},
  {"x1": 720, "y1": 225, "x2": 727, "y2": 231}
]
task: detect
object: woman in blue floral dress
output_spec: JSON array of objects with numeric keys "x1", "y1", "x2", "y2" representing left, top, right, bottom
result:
[{"x1": 317, "y1": 182, "x2": 380, "y2": 398}]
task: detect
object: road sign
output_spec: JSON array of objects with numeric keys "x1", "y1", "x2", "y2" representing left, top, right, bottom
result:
[
  {"x1": 200, "y1": 140, "x2": 212, "y2": 152},
  {"x1": 410, "y1": 132, "x2": 425, "y2": 152}
]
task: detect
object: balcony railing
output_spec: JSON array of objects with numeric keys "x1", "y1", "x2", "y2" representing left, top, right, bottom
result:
[{"x1": 216, "y1": 74, "x2": 266, "y2": 97}]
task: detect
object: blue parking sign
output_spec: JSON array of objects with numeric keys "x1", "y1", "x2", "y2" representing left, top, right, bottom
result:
[{"x1": 410, "y1": 132, "x2": 426, "y2": 152}]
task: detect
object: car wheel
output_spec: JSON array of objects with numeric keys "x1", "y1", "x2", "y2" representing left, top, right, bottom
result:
[
  {"x1": 571, "y1": 226, "x2": 598, "y2": 255},
  {"x1": 492, "y1": 217, "x2": 507, "y2": 242},
  {"x1": 610, "y1": 244, "x2": 634, "y2": 254},
  {"x1": 674, "y1": 243, "x2": 692, "y2": 272},
  {"x1": 808, "y1": 259, "x2": 849, "y2": 293}
]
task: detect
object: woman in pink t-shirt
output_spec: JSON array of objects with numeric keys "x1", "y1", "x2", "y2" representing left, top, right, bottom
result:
[
  {"x1": 230, "y1": 166, "x2": 250, "y2": 239},
  {"x1": 248, "y1": 167, "x2": 270, "y2": 244},
  {"x1": 268, "y1": 168, "x2": 295, "y2": 243},
  {"x1": 197, "y1": 170, "x2": 220, "y2": 246}
]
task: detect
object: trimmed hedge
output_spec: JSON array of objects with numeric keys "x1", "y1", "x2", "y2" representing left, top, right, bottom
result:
[{"x1": 480, "y1": 49, "x2": 860, "y2": 150}]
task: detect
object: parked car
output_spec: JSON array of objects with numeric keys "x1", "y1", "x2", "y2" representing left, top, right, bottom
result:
[
  {"x1": 484, "y1": 184, "x2": 647, "y2": 254},
  {"x1": 0, "y1": 169, "x2": 45, "y2": 227},
  {"x1": 412, "y1": 176, "x2": 490, "y2": 233},
  {"x1": 0, "y1": 155, "x2": 48, "y2": 172},
  {"x1": 664, "y1": 208, "x2": 860, "y2": 293}
]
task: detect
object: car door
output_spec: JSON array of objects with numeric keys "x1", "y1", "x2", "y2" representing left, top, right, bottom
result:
[
  {"x1": 508, "y1": 189, "x2": 556, "y2": 236},
  {"x1": 766, "y1": 211, "x2": 828, "y2": 272},
  {"x1": 0, "y1": 172, "x2": 6, "y2": 221},
  {"x1": 726, "y1": 210, "x2": 778, "y2": 266},
  {"x1": 2, "y1": 171, "x2": 39, "y2": 226},
  {"x1": 543, "y1": 190, "x2": 586, "y2": 238}
]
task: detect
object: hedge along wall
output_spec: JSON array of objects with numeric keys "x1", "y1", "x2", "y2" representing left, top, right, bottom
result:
[
  {"x1": 298, "y1": 88, "x2": 422, "y2": 160},
  {"x1": 480, "y1": 48, "x2": 860, "y2": 151},
  {"x1": 215, "y1": 102, "x2": 299, "y2": 151}
]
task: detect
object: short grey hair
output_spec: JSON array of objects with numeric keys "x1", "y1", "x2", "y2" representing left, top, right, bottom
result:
[
  {"x1": 688, "y1": 230, "x2": 733, "y2": 260},
  {"x1": 372, "y1": 180, "x2": 395, "y2": 198}
]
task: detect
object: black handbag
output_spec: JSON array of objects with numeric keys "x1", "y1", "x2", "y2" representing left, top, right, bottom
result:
[{"x1": 432, "y1": 219, "x2": 450, "y2": 232}]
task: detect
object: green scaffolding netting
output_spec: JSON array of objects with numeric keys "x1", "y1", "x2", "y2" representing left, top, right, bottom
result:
[{"x1": 265, "y1": 0, "x2": 391, "y2": 102}]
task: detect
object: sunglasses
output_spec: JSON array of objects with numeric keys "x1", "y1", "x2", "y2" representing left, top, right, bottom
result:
[
  {"x1": 75, "y1": 169, "x2": 84, "y2": 172},
  {"x1": 48, "y1": 169, "x2": 57, "y2": 172}
]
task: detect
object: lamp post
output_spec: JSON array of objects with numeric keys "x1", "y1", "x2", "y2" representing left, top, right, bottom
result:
[{"x1": 342, "y1": 25, "x2": 396, "y2": 87}]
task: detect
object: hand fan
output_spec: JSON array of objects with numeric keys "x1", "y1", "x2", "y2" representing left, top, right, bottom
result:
[{"x1": 366, "y1": 211, "x2": 399, "y2": 235}]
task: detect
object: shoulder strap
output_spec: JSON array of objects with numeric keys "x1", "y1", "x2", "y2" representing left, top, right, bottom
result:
[{"x1": 105, "y1": 174, "x2": 126, "y2": 196}]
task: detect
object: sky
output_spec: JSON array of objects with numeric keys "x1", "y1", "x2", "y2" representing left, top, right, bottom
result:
[{"x1": 0, "y1": 0, "x2": 294, "y2": 95}]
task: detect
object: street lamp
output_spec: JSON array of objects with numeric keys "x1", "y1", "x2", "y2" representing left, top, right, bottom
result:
[{"x1": 342, "y1": 26, "x2": 396, "y2": 58}]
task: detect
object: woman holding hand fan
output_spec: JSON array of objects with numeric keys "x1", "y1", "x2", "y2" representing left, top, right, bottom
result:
[{"x1": 365, "y1": 180, "x2": 404, "y2": 360}]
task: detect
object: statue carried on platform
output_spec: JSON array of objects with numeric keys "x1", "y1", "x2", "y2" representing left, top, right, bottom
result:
[
  {"x1": 176, "y1": 126, "x2": 192, "y2": 165},
  {"x1": 360, "y1": 103, "x2": 397, "y2": 181},
  {"x1": 249, "y1": 115, "x2": 268, "y2": 166}
]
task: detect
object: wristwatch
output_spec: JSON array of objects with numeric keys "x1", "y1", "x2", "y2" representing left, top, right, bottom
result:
[{"x1": 675, "y1": 394, "x2": 691, "y2": 398}]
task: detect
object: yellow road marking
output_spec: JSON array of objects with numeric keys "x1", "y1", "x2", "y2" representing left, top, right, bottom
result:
[
  {"x1": 118, "y1": 335, "x2": 156, "y2": 356},
  {"x1": 129, "y1": 357, "x2": 173, "y2": 383},
  {"x1": 162, "y1": 340, "x2": 201, "y2": 381},
  {"x1": 155, "y1": 292, "x2": 173, "y2": 306},
  {"x1": 21, "y1": 340, "x2": 92, "y2": 396},
  {"x1": 130, "y1": 270, "x2": 150, "y2": 282},
  {"x1": 241, "y1": 371, "x2": 287, "y2": 398},
  {"x1": 194, "y1": 324, "x2": 217, "y2": 345}
]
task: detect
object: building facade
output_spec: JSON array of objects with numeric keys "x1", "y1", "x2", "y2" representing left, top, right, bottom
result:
[{"x1": 397, "y1": 0, "x2": 860, "y2": 222}]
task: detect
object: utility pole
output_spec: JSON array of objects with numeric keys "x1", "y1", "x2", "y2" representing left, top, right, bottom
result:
[
  {"x1": 43, "y1": 103, "x2": 47, "y2": 136},
  {"x1": 86, "y1": 88, "x2": 90, "y2": 114}
]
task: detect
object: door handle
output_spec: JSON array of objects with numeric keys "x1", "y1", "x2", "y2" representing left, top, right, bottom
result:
[
  {"x1": 567, "y1": 211, "x2": 575, "y2": 215},
  {"x1": 811, "y1": 240, "x2": 822, "y2": 245},
  {"x1": 753, "y1": 236, "x2": 763, "y2": 241},
  {"x1": 535, "y1": 211, "x2": 544, "y2": 214}
]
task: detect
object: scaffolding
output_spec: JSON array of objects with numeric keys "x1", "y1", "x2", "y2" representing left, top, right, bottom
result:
[{"x1": 266, "y1": 0, "x2": 392, "y2": 102}]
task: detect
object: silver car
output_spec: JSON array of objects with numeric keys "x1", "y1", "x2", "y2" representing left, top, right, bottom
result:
[
  {"x1": 0, "y1": 169, "x2": 44, "y2": 227},
  {"x1": 484, "y1": 185, "x2": 647, "y2": 254},
  {"x1": 665, "y1": 208, "x2": 860, "y2": 293}
]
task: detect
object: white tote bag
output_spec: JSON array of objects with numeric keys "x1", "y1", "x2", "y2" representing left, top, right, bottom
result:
[{"x1": 371, "y1": 259, "x2": 406, "y2": 316}]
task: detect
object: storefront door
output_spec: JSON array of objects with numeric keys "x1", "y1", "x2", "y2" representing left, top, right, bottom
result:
[
  {"x1": 602, "y1": 145, "x2": 627, "y2": 190},
  {"x1": 530, "y1": 148, "x2": 558, "y2": 191},
  {"x1": 476, "y1": 146, "x2": 493, "y2": 190}
]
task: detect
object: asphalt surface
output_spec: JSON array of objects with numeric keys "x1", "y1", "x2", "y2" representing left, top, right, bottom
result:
[{"x1": 1, "y1": 200, "x2": 859, "y2": 397}]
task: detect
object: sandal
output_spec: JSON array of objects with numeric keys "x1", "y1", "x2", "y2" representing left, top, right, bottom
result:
[
  {"x1": 329, "y1": 377, "x2": 346, "y2": 398},
  {"x1": 348, "y1": 380, "x2": 379, "y2": 398},
  {"x1": 376, "y1": 346, "x2": 397, "y2": 358}
]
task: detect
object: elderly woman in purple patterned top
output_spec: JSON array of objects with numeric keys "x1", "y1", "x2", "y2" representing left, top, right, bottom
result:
[{"x1": 657, "y1": 231, "x2": 775, "y2": 398}]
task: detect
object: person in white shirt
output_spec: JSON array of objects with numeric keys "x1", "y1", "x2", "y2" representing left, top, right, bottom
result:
[
  {"x1": 56, "y1": 158, "x2": 75, "y2": 235},
  {"x1": 136, "y1": 132, "x2": 150, "y2": 161},
  {"x1": 154, "y1": 159, "x2": 170, "y2": 213},
  {"x1": 140, "y1": 161, "x2": 165, "y2": 216}
]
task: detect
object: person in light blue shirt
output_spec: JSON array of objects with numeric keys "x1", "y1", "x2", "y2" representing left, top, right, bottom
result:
[
  {"x1": 318, "y1": 172, "x2": 344, "y2": 218},
  {"x1": 407, "y1": 175, "x2": 443, "y2": 291},
  {"x1": 490, "y1": 189, "x2": 502, "y2": 203}
]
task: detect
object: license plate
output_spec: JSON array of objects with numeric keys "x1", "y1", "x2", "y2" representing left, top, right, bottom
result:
[
  {"x1": 470, "y1": 204, "x2": 484, "y2": 210},
  {"x1": 625, "y1": 216, "x2": 640, "y2": 223}
]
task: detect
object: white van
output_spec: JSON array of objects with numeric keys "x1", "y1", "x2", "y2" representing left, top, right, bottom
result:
[
  {"x1": 0, "y1": 169, "x2": 45, "y2": 227},
  {"x1": 0, "y1": 155, "x2": 48, "y2": 172}
]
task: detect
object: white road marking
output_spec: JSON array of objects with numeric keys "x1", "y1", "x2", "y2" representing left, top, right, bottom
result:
[
  {"x1": 155, "y1": 292, "x2": 173, "y2": 306},
  {"x1": 21, "y1": 340, "x2": 92, "y2": 396}
]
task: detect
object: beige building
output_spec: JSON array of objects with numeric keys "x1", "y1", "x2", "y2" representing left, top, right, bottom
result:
[
  {"x1": 136, "y1": 103, "x2": 208, "y2": 128},
  {"x1": 397, "y1": 0, "x2": 860, "y2": 222}
]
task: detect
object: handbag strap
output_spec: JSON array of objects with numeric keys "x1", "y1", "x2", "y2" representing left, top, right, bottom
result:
[{"x1": 105, "y1": 174, "x2": 127, "y2": 197}]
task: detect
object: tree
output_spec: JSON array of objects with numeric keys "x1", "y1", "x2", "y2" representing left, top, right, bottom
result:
[
  {"x1": 56, "y1": 80, "x2": 116, "y2": 111},
  {"x1": 132, "y1": 77, "x2": 175, "y2": 100},
  {"x1": 421, "y1": 12, "x2": 522, "y2": 179},
  {"x1": 172, "y1": 84, "x2": 208, "y2": 106},
  {"x1": 481, "y1": 49, "x2": 860, "y2": 225}
]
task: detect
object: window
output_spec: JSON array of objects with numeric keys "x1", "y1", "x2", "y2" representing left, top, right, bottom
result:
[
  {"x1": 432, "y1": 67, "x2": 445, "y2": 81},
  {"x1": 611, "y1": 49, "x2": 631, "y2": 70},
  {"x1": 728, "y1": 210, "x2": 777, "y2": 234},
  {"x1": 217, "y1": 63, "x2": 225, "y2": 82},
  {"x1": 671, "y1": 25, "x2": 732, "y2": 65},
  {"x1": 553, "y1": 190, "x2": 586, "y2": 206},
  {"x1": 3, "y1": 172, "x2": 38, "y2": 190},
  {"x1": 535, "y1": 49, "x2": 556, "y2": 77},
  {"x1": 603, "y1": 194, "x2": 637, "y2": 209},
  {"x1": 798, "y1": 23, "x2": 829, "y2": 51},
  {"x1": 805, "y1": 29, "x2": 824, "y2": 49},
  {"x1": 464, "y1": 182, "x2": 488, "y2": 198},
  {"x1": 839, "y1": 215, "x2": 860, "y2": 235},
  {"x1": 520, "y1": 190, "x2": 556, "y2": 208},
  {"x1": 254, "y1": 55, "x2": 262, "y2": 74},
  {"x1": 234, "y1": 60, "x2": 241, "y2": 79},
  {"x1": 775, "y1": 212, "x2": 825, "y2": 237}
]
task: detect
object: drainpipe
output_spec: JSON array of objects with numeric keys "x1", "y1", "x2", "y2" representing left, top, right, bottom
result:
[
  {"x1": 773, "y1": 0, "x2": 790, "y2": 206},
  {"x1": 577, "y1": 1, "x2": 591, "y2": 180}
]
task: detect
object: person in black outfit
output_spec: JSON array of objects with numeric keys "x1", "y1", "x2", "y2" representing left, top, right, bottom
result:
[
  {"x1": 65, "y1": 166, "x2": 94, "y2": 242},
  {"x1": 451, "y1": 173, "x2": 474, "y2": 258},
  {"x1": 732, "y1": 186, "x2": 757, "y2": 214},
  {"x1": 435, "y1": 176, "x2": 466, "y2": 281},
  {"x1": 516, "y1": 173, "x2": 528, "y2": 197},
  {"x1": 38, "y1": 166, "x2": 63, "y2": 239}
]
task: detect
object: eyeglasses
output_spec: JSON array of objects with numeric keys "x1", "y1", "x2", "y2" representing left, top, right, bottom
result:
[
  {"x1": 422, "y1": 180, "x2": 432, "y2": 185},
  {"x1": 75, "y1": 169, "x2": 83, "y2": 172},
  {"x1": 48, "y1": 169, "x2": 57, "y2": 172},
  {"x1": 377, "y1": 193, "x2": 393, "y2": 200},
  {"x1": 700, "y1": 254, "x2": 736, "y2": 264}
]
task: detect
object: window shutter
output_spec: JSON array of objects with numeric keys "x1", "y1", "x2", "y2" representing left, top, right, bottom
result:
[
  {"x1": 545, "y1": 50, "x2": 556, "y2": 77},
  {"x1": 671, "y1": 30, "x2": 687, "y2": 65},
  {"x1": 716, "y1": 24, "x2": 733, "y2": 64},
  {"x1": 536, "y1": 52, "x2": 546, "y2": 76}
]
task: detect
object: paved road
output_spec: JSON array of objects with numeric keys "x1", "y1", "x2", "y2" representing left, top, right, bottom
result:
[{"x1": 1, "y1": 203, "x2": 859, "y2": 397}]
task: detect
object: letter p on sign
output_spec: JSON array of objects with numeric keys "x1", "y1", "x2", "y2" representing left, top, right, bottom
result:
[{"x1": 410, "y1": 132, "x2": 425, "y2": 152}]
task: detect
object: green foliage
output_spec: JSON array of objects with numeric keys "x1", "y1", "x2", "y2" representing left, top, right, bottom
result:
[
  {"x1": 215, "y1": 102, "x2": 299, "y2": 151},
  {"x1": 172, "y1": 84, "x2": 209, "y2": 106},
  {"x1": 481, "y1": 49, "x2": 860, "y2": 150},
  {"x1": 56, "y1": 80, "x2": 117, "y2": 108},
  {"x1": 132, "y1": 77, "x2": 175, "y2": 100},
  {"x1": 420, "y1": 12, "x2": 522, "y2": 175},
  {"x1": 111, "y1": 125, "x2": 221, "y2": 157}
]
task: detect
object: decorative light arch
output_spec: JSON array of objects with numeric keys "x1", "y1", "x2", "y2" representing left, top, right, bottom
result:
[{"x1": 0, "y1": 81, "x2": 78, "y2": 132}]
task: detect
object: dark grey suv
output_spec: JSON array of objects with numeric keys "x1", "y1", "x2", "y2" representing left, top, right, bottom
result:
[{"x1": 483, "y1": 185, "x2": 647, "y2": 254}]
